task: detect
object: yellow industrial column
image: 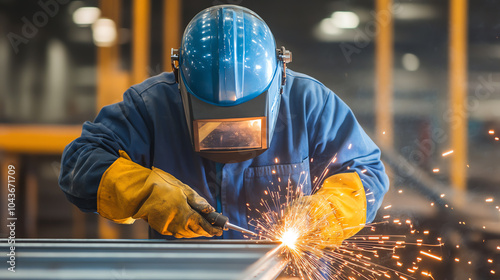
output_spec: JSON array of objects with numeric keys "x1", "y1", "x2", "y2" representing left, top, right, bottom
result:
[
  {"x1": 375, "y1": 0, "x2": 394, "y2": 148},
  {"x1": 449, "y1": 0, "x2": 468, "y2": 196},
  {"x1": 163, "y1": 0, "x2": 182, "y2": 72},
  {"x1": 129, "y1": 0, "x2": 152, "y2": 238},
  {"x1": 132, "y1": 0, "x2": 151, "y2": 84},
  {"x1": 96, "y1": 0, "x2": 124, "y2": 239},
  {"x1": 96, "y1": 0, "x2": 128, "y2": 110}
]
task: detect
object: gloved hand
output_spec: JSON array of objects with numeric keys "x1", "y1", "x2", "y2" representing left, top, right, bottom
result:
[
  {"x1": 290, "y1": 172, "x2": 366, "y2": 247},
  {"x1": 97, "y1": 150, "x2": 223, "y2": 238}
]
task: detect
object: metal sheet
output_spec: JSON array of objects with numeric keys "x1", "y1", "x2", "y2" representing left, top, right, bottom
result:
[{"x1": 0, "y1": 239, "x2": 286, "y2": 280}]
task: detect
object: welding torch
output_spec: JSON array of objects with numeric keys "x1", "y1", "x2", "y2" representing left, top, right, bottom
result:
[{"x1": 200, "y1": 211, "x2": 257, "y2": 236}]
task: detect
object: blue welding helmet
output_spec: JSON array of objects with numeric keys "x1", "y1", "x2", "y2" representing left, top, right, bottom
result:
[{"x1": 172, "y1": 5, "x2": 292, "y2": 163}]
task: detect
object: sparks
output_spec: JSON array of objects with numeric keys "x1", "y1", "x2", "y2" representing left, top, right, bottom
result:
[
  {"x1": 246, "y1": 154, "x2": 441, "y2": 279},
  {"x1": 489, "y1": 130, "x2": 495, "y2": 134},
  {"x1": 249, "y1": 186, "x2": 442, "y2": 279},
  {"x1": 432, "y1": 168, "x2": 440, "y2": 173},
  {"x1": 420, "y1": 251, "x2": 442, "y2": 261},
  {"x1": 442, "y1": 150, "x2": 454, "y2": 157},
  {"x1": 421, "y1": 271, "x2": 435, "y2": 279},
  {"x1": 485, "y1": 198, "x2": 493, "y2": 202}
]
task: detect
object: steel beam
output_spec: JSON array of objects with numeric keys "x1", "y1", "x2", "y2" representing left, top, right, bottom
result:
[{"x1": 0, "y1": 239, "x2": 286, "y2": 280}]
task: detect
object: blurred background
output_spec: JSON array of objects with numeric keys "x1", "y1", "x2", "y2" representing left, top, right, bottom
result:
[{"x1": 0, "y1": 0, "x2": 498, "y2": 278}]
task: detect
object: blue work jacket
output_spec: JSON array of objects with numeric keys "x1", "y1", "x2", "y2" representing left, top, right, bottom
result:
[{"x1": 59, "y1": 70, "x2": 389, "y2": 239}]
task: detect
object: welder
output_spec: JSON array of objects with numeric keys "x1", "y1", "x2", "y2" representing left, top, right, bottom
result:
[{"x1": 59, "y1": 5, "x2": 389, "y2": 242}]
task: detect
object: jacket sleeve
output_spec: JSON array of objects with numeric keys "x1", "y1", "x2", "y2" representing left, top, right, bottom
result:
[
  {"x1": 58, "y1": 88, "x2": 153, "y2": 212},
  {"x1": 309, "y1": 90, "x2": 389, "y2": 223}
]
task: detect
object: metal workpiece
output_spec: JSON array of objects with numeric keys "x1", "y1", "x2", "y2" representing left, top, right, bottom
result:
[
  {"x1": 240, "y1": 245, "x2": 289, "y2": 280},
  {"x1": 0, "y1": 239, "x2": 286, "y2": 280}
]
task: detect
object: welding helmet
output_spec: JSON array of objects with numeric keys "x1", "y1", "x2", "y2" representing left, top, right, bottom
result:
[{"x1": 172, "y1": 5, "x2": 291, "y2": 163}]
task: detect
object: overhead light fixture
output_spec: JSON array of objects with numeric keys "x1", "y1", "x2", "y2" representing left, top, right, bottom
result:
[
  {"x1": 394, "y1": 4, "x2": 438, "y2": 20},
  {"x1": 92, "y1": 18, "x2": 117, "y2": 47},
  {"x1": 73, "y1": 7, "x2": 101, "y2": 26},
  {"x1": 330, "y1": 11, "x2": 360, "y2": 29},
  {"x1": 402, "y1": 53, "x2": 420, "y2": 71},
  {"x1": 319, "y1": 18, "x2": 342, "y2": 36},
  {"x1": 314, "y1": 10, "x2": 360, "y2": 42}
]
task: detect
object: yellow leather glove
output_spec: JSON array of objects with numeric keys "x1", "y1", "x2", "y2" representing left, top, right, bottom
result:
[
  {"x1": 293, "y1": 172, "x2": 366, "y2": 247},
  {"x1": 97, "y1": 150, "x2": 223, "y2": 238}
]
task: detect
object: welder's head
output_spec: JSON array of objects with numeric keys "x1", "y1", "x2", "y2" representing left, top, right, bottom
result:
[{"x1": 172, "y1": 5, "x2": 291, "y2": 163}]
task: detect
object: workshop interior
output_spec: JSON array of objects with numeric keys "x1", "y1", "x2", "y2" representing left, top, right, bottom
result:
[{"x1": 0, "y1": 0, "x2": 499, "y2": 279}]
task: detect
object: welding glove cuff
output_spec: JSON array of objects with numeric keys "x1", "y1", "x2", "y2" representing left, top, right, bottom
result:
[
  {"x1": 298, "y1": 172, "x2": 367, "y2": 246},
  {"x1": 97, "y1": 150, "x2": 223, "y2": 238}
]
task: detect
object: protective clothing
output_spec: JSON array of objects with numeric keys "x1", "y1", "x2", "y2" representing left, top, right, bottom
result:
[
  {"x1": 59, "y1": 69, "x2": 389, "y2": 240},
  {"x1": 173, "y1": 5, "x2": 291, "y2": 163},
  {"x1": 291, "y1": 172, "x2": 366, "y2": 247},
  {"x1": 97, "y1": 150, "x2": 223, "y2": 238}
]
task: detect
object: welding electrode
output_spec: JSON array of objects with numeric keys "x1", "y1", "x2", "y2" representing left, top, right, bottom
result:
[{"x1": 201, "y1": 211, "x2": 257, "y2": 236}]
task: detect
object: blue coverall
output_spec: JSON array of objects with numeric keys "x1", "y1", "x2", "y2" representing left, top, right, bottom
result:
[{"x1": 59, "y1": 69, "x2": 389, "y2": 239}]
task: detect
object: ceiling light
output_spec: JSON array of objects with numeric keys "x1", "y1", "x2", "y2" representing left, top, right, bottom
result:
[
  {"x1": 319, "y1": 18, "x2": 342, "y2": 36},
  {"x1": 402, "y1": 53, "x2": 420, "y2": 71},
  {"x1": 330, "y1": 11, "x2": 359, "y2": 29},
  {"x1": 394, "y1": 4, "x2": 438, "y2": 20},
  {"x1": 73, "y1": 7, "x2": 101, "y2": 26},
  {"x1": 92, "y1": 18, "x2": 117, "y2": 47}
]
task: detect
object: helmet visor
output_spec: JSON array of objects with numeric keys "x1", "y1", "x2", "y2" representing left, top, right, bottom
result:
[{"x1": 193, "y1": 117, "x2": 267, "y2": 151}]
